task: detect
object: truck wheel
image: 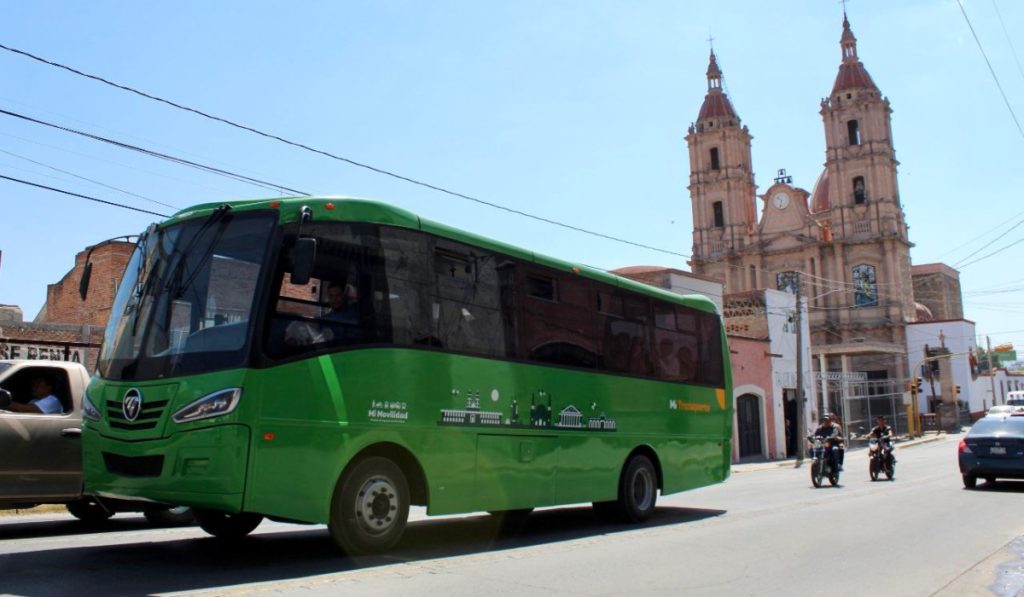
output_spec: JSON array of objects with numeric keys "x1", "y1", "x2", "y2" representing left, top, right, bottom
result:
[
  {"x1": 144, "y1": 506, "x2": 194, "y2": 527},
  {"x1": 329, "y1": 457, "x2": 410, "y2": 555},
  {"x1": 194, "y1": 509, "x2": 262, "y2": 539},
  {"x1": 67, "y1": 498, "x2": 113, "y2": 523}
]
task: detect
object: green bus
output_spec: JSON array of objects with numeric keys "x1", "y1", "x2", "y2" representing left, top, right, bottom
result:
[{"x1": 83, "y1": 197, "x2": 732, "y2": 554}]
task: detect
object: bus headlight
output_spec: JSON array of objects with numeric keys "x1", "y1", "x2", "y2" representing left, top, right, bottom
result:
[
  {"x1": 83, "y1": 394, "x2": 102, "y2": 421},
  {"x1": 172, "y1": 388, "x2": 242, "y2": 423}
]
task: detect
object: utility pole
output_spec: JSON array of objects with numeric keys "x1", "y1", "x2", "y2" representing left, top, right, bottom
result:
[
  {"x1": 988, "y1": 336, "x2": 998, "y2": 405},
  {"x1": 795, "y1": 272, "x2": 806, "y2": 460}
]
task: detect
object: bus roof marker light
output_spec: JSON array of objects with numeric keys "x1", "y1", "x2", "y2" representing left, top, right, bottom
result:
[
  {"x1": 572, "y1": 267, "x2": 580, "y2": 274},
  {"x1": 269, "y1": 201, "x2": 281, "y2": 208},
  {"x1": 325, "y1": 202, "x2": 336, "y2": 210}
]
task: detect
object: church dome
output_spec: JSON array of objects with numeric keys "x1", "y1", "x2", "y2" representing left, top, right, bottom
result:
[{"x1": 809, "y1": 169, "x2": 831, "y2": 213}]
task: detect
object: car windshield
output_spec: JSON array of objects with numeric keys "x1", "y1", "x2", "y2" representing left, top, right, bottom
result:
[
  {"x1": 969, "y1": 417, "x2": 1024, "y2": 436},
  {"x1": 98, "y1": 209, "x2": 277, "y2": 381}
]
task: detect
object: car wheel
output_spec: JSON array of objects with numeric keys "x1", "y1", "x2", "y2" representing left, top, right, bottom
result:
[
  {"x1": 66, "y1": 498, "x2": 113, "y2": 523},
  {"x1": 329, "y1": 457, "x2": 410, "y2": 555},
  {"x1": 985, "y1": 476, "x2": 997, "y2": 485},
  {"x1": 195, "y1": 509, "x2": 263, "y2": 539},
  {"x1": 144, "y1": 506, "x2": 194, "y2": 527},
  {"x1": 962, "y1": 474, "x2": 977, "y2": 489}
]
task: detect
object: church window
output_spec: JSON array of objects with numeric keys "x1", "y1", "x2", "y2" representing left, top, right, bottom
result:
[
  {"x1": 776, "y1": 271, "x2": 799, "y2": 296},
  {"x1": 710, "y1": 147, "x2": 721, "y2": 170},
  {"x1": 853, "y1": 176, "x2": 866, "y2": 204},
  {"x1": 847, "y1": 120, "x2": 861, "y2": 146},
  {"x1": 852, "y1": 264, "x2": 878, "y2": 307},
  {"x1": 713, "y1": 201, "x2": 724, "y2": 228},
  {"x1": 749, "y1": 265, "x2": 756, "y2": 289}
]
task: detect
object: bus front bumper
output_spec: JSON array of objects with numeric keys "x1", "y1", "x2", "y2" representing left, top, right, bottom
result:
[{"x1": 83, "y1": 424, "x2": 251, "y2": 513}]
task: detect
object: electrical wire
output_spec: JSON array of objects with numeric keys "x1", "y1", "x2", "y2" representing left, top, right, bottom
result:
[
  {"x1": 0, "y1": 42, "x2": 696, "y2": 258},
  {"x1": 0, "y1": 107, "x2": 307, "y2": 196},
  {"x1": 0, "y1": 147, "x2": 178, "y2": 210},
  {"x1": 956, "y1": 0, "x2": 1024, "y2": 141},
  {"x1": 0, "y1": 173, "x2": 170, "y2": 217}
]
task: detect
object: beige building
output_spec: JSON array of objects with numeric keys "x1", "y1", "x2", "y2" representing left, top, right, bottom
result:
[{"x1": 686, "y1": 16, "x2": 914, "y2": 383}]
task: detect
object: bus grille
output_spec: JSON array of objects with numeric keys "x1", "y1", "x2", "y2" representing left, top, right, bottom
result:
[
  {"x1": 103, "y1": 453, "x2": 164, "y2": 477},
  {"x1": 106, "y1": 399, "x2": 169, "y2": 431}
]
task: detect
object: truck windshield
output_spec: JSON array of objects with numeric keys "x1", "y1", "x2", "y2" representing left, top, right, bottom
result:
[{"x1": 99, "y1": 210, "x2": 277, "y2": 381}]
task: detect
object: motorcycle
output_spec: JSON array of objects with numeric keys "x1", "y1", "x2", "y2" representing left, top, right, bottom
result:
[
  {"x1": 868, "y1": 436, "x2": 895, "y2": 481},
  {"x1": 809, "y1": 436, "x2": 841, "y2": 487}
]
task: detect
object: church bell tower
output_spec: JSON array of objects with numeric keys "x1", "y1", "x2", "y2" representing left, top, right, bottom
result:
[{"x1": 686, "y1": 51, "x2": 757, "y2": 291}]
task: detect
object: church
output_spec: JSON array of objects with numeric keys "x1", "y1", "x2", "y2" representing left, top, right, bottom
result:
[{"x1": 687, "y1": 15, "x2": 919, "y2": 389}]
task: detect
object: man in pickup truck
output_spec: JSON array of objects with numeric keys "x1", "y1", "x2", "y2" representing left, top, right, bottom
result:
[{"x1": 3, "y1": 375, "x2": 63, "y2": 414}]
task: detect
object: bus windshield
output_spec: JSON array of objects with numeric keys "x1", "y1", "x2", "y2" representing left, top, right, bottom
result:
[{"x1": 99, "y1": 209, "x2": 277, "y2": 381}]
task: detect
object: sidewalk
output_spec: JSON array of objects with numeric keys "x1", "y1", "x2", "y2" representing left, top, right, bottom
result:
[{"x1": 730, "y1": 431, "x2": 952, "y2": 474}]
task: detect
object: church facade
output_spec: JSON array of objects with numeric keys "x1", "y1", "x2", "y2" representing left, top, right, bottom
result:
[{"x1": 686, "y1": 16, "x2": 914, "y2": 385}]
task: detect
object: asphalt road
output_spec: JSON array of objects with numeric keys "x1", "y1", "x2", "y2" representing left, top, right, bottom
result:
[{"x1": 1, "y1": 433, "x2": 1022, "y2": 597}]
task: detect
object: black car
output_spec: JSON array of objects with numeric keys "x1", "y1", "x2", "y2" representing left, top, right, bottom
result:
[{"x1": 959, "y1": 414, "x2": 1024, "y2": 488}]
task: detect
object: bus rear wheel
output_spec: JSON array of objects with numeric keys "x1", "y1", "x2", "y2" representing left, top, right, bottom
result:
[
  {"x1": 195, "y1": 509, "x2": 263, "y2": 539},
  {"x1": 595, "y1": 454, "x2": 658, "y2": 523},
  {"x1": 329, "y1": 457, "x2": 410, "y2": 555}
]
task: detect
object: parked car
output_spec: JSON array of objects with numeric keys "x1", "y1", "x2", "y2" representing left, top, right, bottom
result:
[
  {"x1": 986, "y1": 405, "x2": 1018, "y2": 416},
  {"x1": 958, "y1": 413, "x2": 1024, "y2": 488},
  {"x1": 1006, "y1": 390, "x2": 1024, "y2": 407},
  {"x1": 0, "y1": 360, "x2": 192, "y2": 525}
]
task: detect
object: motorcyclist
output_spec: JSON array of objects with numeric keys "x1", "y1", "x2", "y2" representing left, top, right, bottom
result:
[
  {"x1": 869, "y1": 415, "x2": 895, "y2": 463},
  {"x1": 808, "y1": 413, "x2": 845, "y2": 471}
]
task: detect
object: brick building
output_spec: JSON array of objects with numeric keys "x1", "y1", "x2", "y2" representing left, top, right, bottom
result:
[{"x1": 0, "y1": 241, "x2": 133, "y2": 370}]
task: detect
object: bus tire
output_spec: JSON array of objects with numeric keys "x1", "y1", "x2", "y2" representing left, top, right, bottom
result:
[
  {"x1": 601, "y1": 454, "x2": 658, "y2": 523},
  {"x1": 67, "y1": 498, "x2": 113, "y2": 523},
  {"x1": 194, "y1": 509, "x2": 263, "y2": 539},
  {"x1": 329, "y1": 457, "x2": 410, "y2": 555}
]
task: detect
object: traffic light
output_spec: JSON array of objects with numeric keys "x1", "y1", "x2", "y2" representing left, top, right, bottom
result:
[
  {"x1": 913, "y1": 377, "x2": 922, "y2": 394},
  {"x1": 954, "y1": 384, "x2": 961, "y2": 396}
]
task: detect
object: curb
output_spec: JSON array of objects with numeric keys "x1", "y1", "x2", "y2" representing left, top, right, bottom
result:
[{"x1": 731, "y1": 433, "x2": 952, "y2": 474}]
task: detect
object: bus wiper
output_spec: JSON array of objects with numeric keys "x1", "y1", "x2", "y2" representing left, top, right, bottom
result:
[{"x1": 163, "y1": 204, "x2": 233, "y2": 300}]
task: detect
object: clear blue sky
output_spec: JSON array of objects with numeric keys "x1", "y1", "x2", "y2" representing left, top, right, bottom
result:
[{"x1": 1, "y1": 0, "x2": 1022, "y2": 355}]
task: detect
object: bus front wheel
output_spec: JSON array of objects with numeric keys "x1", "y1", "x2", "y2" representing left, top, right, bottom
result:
[
  {"x1": 329, "y1": 456, "x2": 410, "y2": 555},
  {"x1": 195, "y1": 509, "x2": 263, "y2": 539}
]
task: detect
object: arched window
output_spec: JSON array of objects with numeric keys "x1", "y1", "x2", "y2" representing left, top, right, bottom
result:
[
  {"x1": 713, "y1": 201, "x2": 724, "y2": 228},
  {"x1": 852, "y1": 264, "x2": 878, "y2": 307},
  {"x1": 847, "y1": 120, "x2": 861, "y2": 146},
  {"x1": 853, "y1": 176, "x2": 866, "y2": 204},
  {"x1": 710, "y1": 147, "x2": 721, "y2": 170}
]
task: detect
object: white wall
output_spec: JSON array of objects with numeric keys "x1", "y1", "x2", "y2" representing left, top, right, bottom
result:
[
  {"x1": 763, "y1": 289, "x2": 815, "y2": 445},
  {"x1": 905, "y1": 320, "x2": 977, "y2": 412}
]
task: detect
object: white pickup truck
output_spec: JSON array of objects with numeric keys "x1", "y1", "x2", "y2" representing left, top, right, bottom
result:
[{"x1": 0, "y1": 359, "x2": 191, "y2": 525}]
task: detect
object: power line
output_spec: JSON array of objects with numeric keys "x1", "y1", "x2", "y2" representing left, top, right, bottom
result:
[
  {"x1": 952, "y1": 215, "x2": 1024, "y2": 267},
  {"x1": 991, "y1": 0, "x2": 1024, "y2": 86},
  {"x1": 0, "y1": 108, "x2": 308, "y2": 196},
  {"x1": 956, "y1": 0, "x2": 1024, "y2": 142},
  {"x1": 0, "y1": 173, "x2": 170, "y2": 217},
  {"x1": 0, "y1": 43, "x2": 696, "y2": 259},
  {"x1": 0, "y1": 147, "x2": 179, "y2": 210}
]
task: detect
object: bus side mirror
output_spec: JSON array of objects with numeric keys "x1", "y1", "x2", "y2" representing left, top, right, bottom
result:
[
  {"x1": 0, "y1": 389, "x2": 11, "y2": 409},
  {"x1": 79, "y1": 261, "x2": 93, "y2": 300},
  {"x1": 290, "y1": 238, "x2": 317, "y2": 286}
]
